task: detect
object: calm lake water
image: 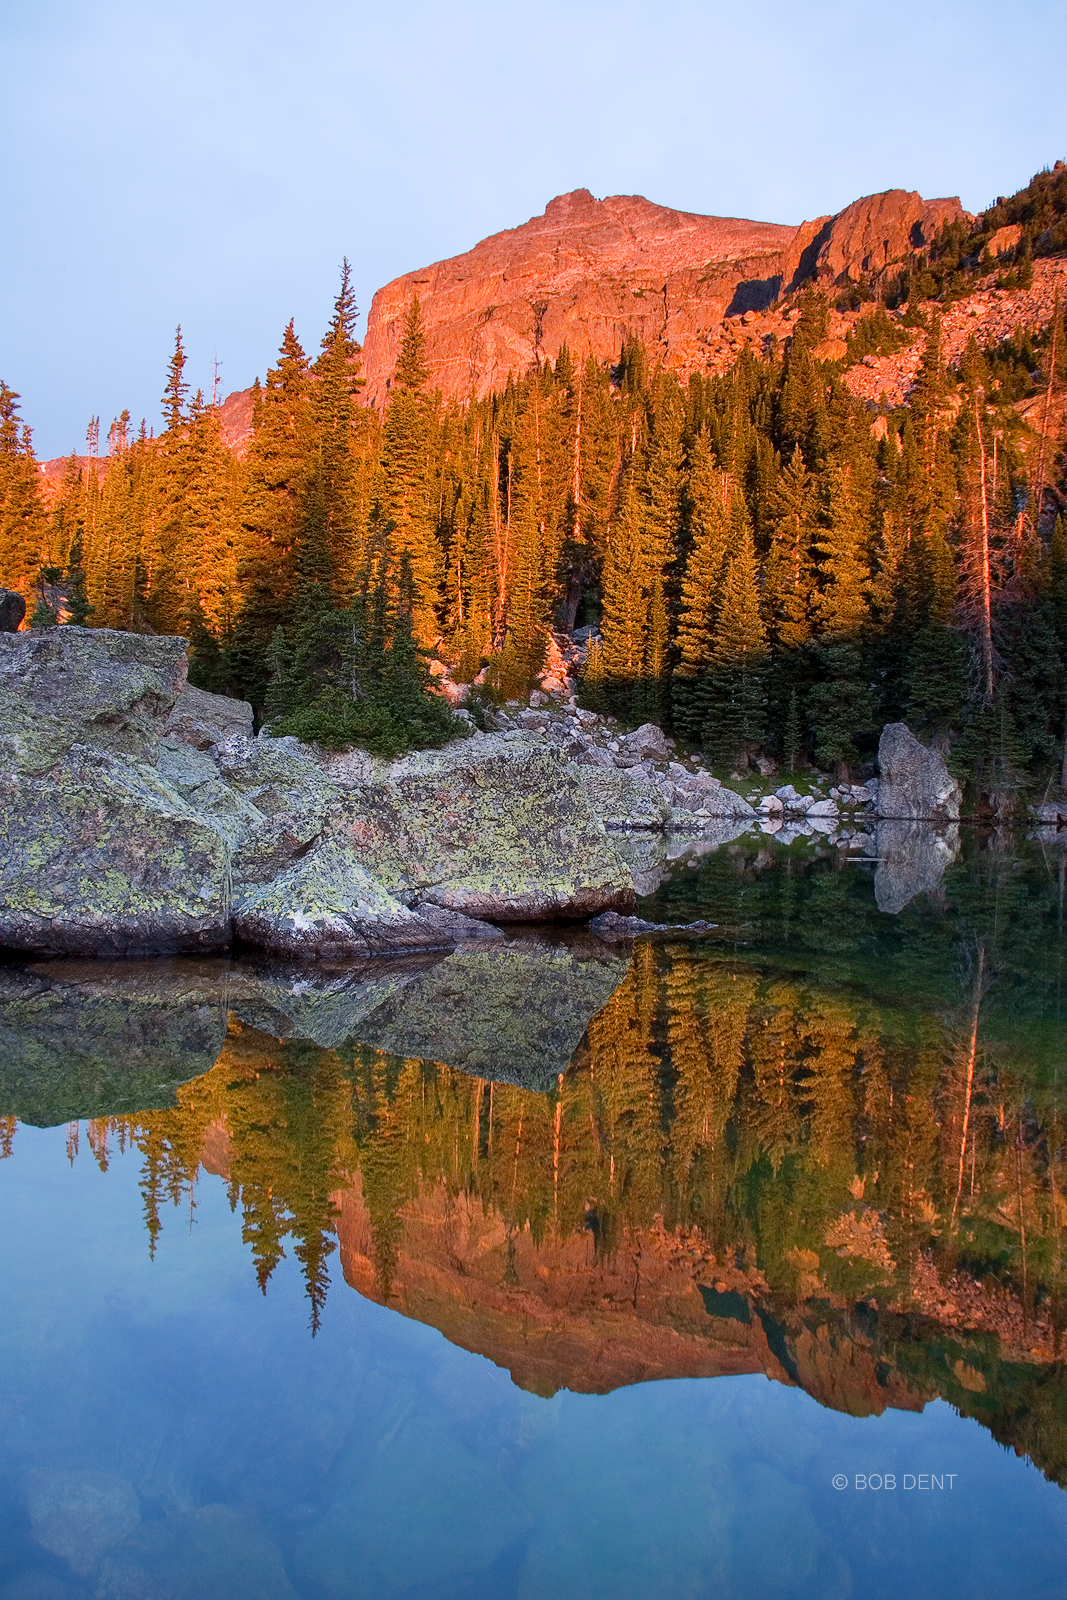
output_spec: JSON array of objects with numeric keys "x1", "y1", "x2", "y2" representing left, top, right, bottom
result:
[{"x1": 2, "y1": 830, "x2": 1066, "y2": 1598}]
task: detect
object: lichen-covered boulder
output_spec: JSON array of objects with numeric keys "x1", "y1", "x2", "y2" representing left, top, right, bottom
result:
[
  {"x1": 334, "y1": 735, "x2": 635, "y2": 921},
  {"x1": 164, "y1": 681, "x2": 254, "y2": 749},
  {"x1": 215, "y1": 734, "x2": 342, "y2": 886},
  {"x1": 232, "y1": 838, "x2": 450, "y2": 959},
  {"x1": 877, "y1": 723, "x2": 962, "y2": 821},
  {"x1": 0, "y1": 747, "x2": 231, "y2": 958},
  {"x1": 0, "y1": 626, "x2": 188, "y2": 774}
]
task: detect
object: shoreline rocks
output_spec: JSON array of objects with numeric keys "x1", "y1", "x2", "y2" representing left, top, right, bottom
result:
[{"x1": 0, "y1": 629, "x2": 636, "y2": 961}]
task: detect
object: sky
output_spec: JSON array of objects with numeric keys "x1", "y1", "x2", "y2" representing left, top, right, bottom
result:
[{"x1": 2, "y1": 0, "x2": 1065, "y2": 459}]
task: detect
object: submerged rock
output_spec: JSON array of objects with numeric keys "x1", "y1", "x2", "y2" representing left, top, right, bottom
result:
[
  {"x1": 877, "y1": 723, "x2": 962, "y2": 821},
  {"x1": 23, "y1": 1468, "x2": 140, "y2": 1577},
  {"x1": 0, "y1": 748, "x2": 232, "y2": 958},
  {"x1": 0, "y1": 626, "x2": 187, "y2": 774}
]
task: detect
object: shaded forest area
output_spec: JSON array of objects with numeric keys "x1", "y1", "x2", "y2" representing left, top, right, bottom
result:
[{"x1": 1, "y1": 167, "x2": 1066, "y2": 797}]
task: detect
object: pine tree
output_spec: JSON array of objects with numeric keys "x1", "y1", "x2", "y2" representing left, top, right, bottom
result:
[
  {"x1": 763, "y1": 446, "x2": 816, "y2": 650},
  {"x1": 700, "y1": 522, "x2": 767, "y2": 769},
  {"x1": 380, "y1": 296, "x2": 442, "y2": 646},
  {"x1": 673, "y1": 435, "x2": 730, "y2": 738},
  {"x1": 0, "y1": 381, "x2": 46, "y2": 595},
  {"x1": 161, "y1": 327, "x2": 189, "y2": 431}
]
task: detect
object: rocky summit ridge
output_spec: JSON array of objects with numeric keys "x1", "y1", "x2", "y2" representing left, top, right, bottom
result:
[{"x1": 359, "y1": 185, "x2": 967, "y2": 407}]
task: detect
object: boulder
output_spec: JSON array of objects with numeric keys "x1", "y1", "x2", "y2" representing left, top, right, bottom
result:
[
  {"x1": 877, "y1": 723, "x2": 962, "y2": 821},
  {"x1": 233, "y1": 838, "x2": 449, "y2": 960},
  {"x1": 619, "y1": 721, "x2": 671, "y2": 762},
  {"x1": 0, "y1": 626, "x2": 188, "y2": 774},
  {"x1": 0, "y1": 586, "x2": 26, "y2": 631},
  {"x1": 570, "y1": 764, "x2": 671, "y2": 830},
  {"x1": 333, "y1": 736, "x2": 635, "y2": 921},
  {"x1": 164, "y1": 681, "x2": 254, "y2": 749},
  {"x1": 23, "y1": 1468, "x2": 140, "y2": 1578},
  {"x1": 0, "y1": 748, "x2": 231, "y2": 958}
]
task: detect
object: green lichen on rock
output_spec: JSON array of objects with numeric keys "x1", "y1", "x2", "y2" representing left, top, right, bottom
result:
[
  {"x1": 333, "y1": 735, "x2": 635, "y2": 921},
  {"x1": 233, "y1": 838, "x2": 450, "y2": 959},
  {"x1": 0, "y1": 627, "x2": 188, "y2": 774},
  {"x1": 0, "y1": 747, "x2": 231, "y2": 957}
]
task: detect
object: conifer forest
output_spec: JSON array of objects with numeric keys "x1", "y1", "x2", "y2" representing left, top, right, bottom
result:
[{"x1": 2, "y1": 165, "x2": 1066, "y2": 798}]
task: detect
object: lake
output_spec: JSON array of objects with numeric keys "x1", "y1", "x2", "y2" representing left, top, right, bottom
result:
[{"x1": 2, "y1": 828, "x2": 1066, "y2": 1598}]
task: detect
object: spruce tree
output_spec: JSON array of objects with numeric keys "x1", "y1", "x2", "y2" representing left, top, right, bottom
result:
[
  {"x1": 379, "y1": 296, "x2": 442, "y2": 647},
  {"x1": 700, "y1": 524, "x2": 767, "y2": 770}
]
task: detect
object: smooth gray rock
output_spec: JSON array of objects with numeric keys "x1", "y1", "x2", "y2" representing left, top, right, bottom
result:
[
  {"x1": 23, "y1": 1469, "x2": 140, "y2": 1578},
  {"x1": 164, "y1": 681, "x2": 254, "y2": 748},
  {"x1": 0, "y1": 586, "x2": 26, "y2": 631},
  {"x1": 0, "y1": 626, "x2": 187, "y2": 774},
  {"x1": 877, "y1": 722, "x2": 962, "y2": 821},
  {"x1": 0, "y1": 747, "x2": 231, "y2": 958},
  {"x1": 619, "y1": 721, "x2": 671, "y2": 762},
  {"x1": 411, "y1": 901, "x2": 506, "y2": 940}
]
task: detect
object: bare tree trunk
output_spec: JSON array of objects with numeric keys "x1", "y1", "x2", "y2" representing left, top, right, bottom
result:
[{"x1": 975, "y1": 395, "x2": 995, "y2": 702}]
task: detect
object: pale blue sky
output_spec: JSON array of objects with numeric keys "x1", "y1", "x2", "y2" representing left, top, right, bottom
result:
[{"x1": 3, "y1": 0, "x2": 1065, "y2": 457}]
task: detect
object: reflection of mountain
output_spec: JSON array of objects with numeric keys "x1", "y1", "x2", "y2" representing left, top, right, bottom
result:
[
  {"x1": 4, "y1": 839, "x2": 1065, "y2": 1481},
  {"x1": 15, "y1": 914, "x2": 1062, "y2": 1486}
]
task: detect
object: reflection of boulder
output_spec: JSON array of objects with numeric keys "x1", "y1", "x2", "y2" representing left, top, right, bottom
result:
[
  {"x1": 877, "y1": 722, "x2": 962, "y2": 821},
  {"x1": 356, "y1": 938, "x2": 631, "y2": 1090},
  {"x1": 0, "y1": 962, "x2": 229, "y2": 1126},
  {"x1": 874, "y1": 820, "x2": 960, "y2": 914},
  {"x1": 227, "y1": 956, "x2": 439, "y2": 1050},
  {"x1": 96, "y1": 1504, "x2": 296, "y2": 1600}
]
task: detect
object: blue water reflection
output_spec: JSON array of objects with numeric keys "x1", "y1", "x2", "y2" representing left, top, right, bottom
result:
[{"x1": 3, "y1": 1124, "x2": 1065, "y2": 1600}]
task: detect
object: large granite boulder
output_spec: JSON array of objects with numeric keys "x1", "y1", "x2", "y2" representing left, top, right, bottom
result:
[
  {"x1": 336, "y1": 735, "x2": 635, "y2": 921},
  {"x1": 0, "y1": 626, "x2": 188, "y2": 774},
  {"x1": 0, "y1": 586, "x2": 26, "y2": 631},
  {"x1": 571, "y1": 764, "x2": 671, "y2": 830},
  {"x1": 876, "y1": 723, "x2": 962, "y2": 821},
  {"x1": 232, "y1": 838, "x2": 449, "y2": 960},
  {"x1": 0, "y1": 748, "x2": 231, "y2": 958},
  {"x1": 164, "y1": 681, "x2": 254, "y2": 749}
]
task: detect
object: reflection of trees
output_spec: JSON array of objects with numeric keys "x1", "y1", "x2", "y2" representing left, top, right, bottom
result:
[{"x1": 39, "y1": 935, "x2": 1064, "y2": 1363}]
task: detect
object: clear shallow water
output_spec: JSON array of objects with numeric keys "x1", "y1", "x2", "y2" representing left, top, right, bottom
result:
[{"x1": 2, "y1": 831, "x2": 1067, "y2": 1598}]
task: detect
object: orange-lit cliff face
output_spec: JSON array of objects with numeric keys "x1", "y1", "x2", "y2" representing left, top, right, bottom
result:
[{"x1": 357, "y1": 187, "x2": 967, "y2": 407}]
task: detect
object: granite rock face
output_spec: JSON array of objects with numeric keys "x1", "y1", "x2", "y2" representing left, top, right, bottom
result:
[
  {"x1": 877, "y1": 722, "x2": 963, "y2": 822},
  {"x1": 232, "y1": 838, "x2": 449, "y2": 959},
  {"x1": 163, "y1": 681, "x2": 254, "y2": 749},
  {"x1": 359, "y1": 187, "x2": 966, "y2": 406},
  {"x1": 0, "y1": 626, "x2": 188, "y2": 774},
  {"x1": 0, "y1": 633, "x2": 636, "y2": 959},
  {"x1": 0, "y1": 748, "x2": 232, "y2": 958}
]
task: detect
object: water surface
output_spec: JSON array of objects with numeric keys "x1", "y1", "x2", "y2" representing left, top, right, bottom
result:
[{"x1": 2, "y1": 830, "x2": 1066, "y2": 1598}]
